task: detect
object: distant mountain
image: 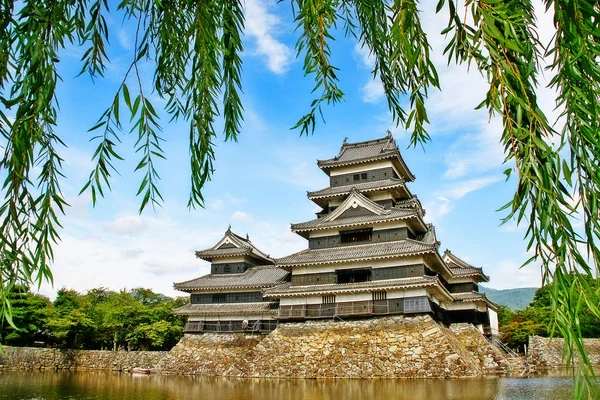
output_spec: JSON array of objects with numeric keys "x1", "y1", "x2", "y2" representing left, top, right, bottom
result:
[{"x1": 479, "y1": 286, "x2": 538, "y2": 310}]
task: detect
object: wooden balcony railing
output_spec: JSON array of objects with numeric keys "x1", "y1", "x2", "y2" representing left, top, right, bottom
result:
[
  {"x1": 278, "y1": 297, "x2": 431, "y2": 320},
  {"x1": 184, "y1": 319, "x2": 278, "y2": 333}
]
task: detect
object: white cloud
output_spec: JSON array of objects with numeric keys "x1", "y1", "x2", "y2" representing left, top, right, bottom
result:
[
  {"x1": 440, "y1": 176, "x2": 502, "y2": 200},
  {"x1": 104, "y1": 215, "x2": 148, "y2": 234},
  {"x1": 118, "y1": 29, "x2": 133, "y2": 50},
  {"x1": 435, "y1": 196, "x2": 452, "y2": 216},
  {"x1": 244, "y1": 0, "x2": 293, "y2": 74},
  {"x1": 121, "y1": 248, "x2": 144, "y2": 260},
  {"x1": 487, "y1": 259, "x2": 542, "y2": 290},
  {"x1": 361, "y1": 78, "x2": 385, "y2": 104},
  {"x1": 354, "y1": 42, "x2": 375, "y2": 69},
  {"x1": 232, "y1": 210, "x2": 252, "y2": 222},
  {"x1": 442, "y1": 120, "x2": 505, "y2": 180},
  {"x1": 425, "y1": 176, "x2": 502, "y2": 220},
  {"x1": 271, "y1": 157, "x2": 329, "y2": 189},
  {"x1": 354, "y1": 43, "x2": 386, "y2": 104},
  {"x1": 209, "y1": 199, "x2": 224, "y2": 210}
]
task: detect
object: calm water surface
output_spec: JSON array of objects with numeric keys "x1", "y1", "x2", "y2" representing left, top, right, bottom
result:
[{"x1": 0, "y1": 371, "x2": 579, "y2": 400}]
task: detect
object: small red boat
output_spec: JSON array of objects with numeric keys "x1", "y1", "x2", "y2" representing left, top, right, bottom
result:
[{"x1": 132, "y1": 368, "x2": 151, "y2": 375}]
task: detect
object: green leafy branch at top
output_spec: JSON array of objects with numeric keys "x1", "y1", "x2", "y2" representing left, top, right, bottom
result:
[{"x1": 0, "y1": 1, "x2": 599, "y2": 397}]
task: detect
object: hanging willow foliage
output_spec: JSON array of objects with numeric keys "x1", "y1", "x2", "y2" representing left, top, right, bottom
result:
[{"x1": 0, "y1": 0, "x2": 599, "y2": 396}]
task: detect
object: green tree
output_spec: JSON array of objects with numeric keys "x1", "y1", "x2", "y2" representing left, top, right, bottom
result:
[
  {"x1": 1, "y1": 0, "x2": 599, "y2": 397},
  {"x1": 0, "y1": 286, "x2": 51, "y2": 346},
  {"x1": 45, "y1": 289, "x2": 95, "y2": 348}
]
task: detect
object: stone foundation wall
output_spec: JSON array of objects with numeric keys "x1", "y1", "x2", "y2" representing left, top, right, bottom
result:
[
  {"x1": 0, "y1": 316, "x2": 517, "y2": 378},
  {"x1": 0, "y1": 347, "x2": 167, "y2": 372},
  {"x1": 154, "y1": 315, "x2": 512, "y2": 378},
  {"x1": 449, "y1": 324, "x2": 512, "y2": 374},
  {"x1": 527, "y1": 336, "x2": 600, "y2": 369}
]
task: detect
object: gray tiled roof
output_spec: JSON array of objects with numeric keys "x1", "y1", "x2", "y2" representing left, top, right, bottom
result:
[
  {"x1": 451, "y1": 291, "x2": 497, "y2": 308},
  {"x1": 173, "y1": 302, "x2": 279, "y2": 316},
  {"x1": 264, "y1": 276, "x2": 441, "y2": 297},
  {"x1": 443, "y1": 250, "x2": 489, "y2": 281},
  {"x1": 317, "y1": 133, "x2": 415, "y2": 181},
  {"x1": 195, "y1": 228, "x2": 274, "y2": 263},
  {"x1": 291, "y1": 205, "x2": 421, "y2": 232},
  {"x1": 307, "y1": 178, "x2": 408, "y2": 200},
  {"x1": 275, "y1": 238, "x2": 437, "y2": 267},
  {"x1": 174, "y1": 265, "x2": 289, "y2": 292}
]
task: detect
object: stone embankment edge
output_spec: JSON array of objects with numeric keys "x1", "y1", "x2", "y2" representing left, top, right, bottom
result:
[
  {"x1": 8, "y1": 316, "x2": 585, "y2": 377},
  {"x1": 527, "y1": 336, "x2": 600, "y2": 370},
  {"x1": 0, "y1": 347, "x2": 167, "y2": 372}
]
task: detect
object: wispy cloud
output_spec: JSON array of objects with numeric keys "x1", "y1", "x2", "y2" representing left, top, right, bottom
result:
[
  {"x1": 361, "y1": 78, "x2": 385, "y2": 104},
  {"x1": 354, "y1": 43, "x2": 385, "y2": 104},
  {"x1": 440, "y1": 176, "x2": 502, "y2": 200},
  {"x1": 244, "y1": 0, "x2": 293, "y2": 74},
  {"x1": 232, "y1": 210, "x2": 252, "y2": 222},
  {"x1": 442, "y1": 120, "x2": 505, "y2": 180},
  {"x1": 425, "y1": 176, "x2": 502, "y2": 220}
]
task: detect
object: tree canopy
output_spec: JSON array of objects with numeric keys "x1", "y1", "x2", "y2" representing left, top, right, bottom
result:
[
  {"x1": 497, "y1": 276, "x2": 600, "y2": 352},
  {"x1": 0, "y1": 0, "x2": 599, "y2": 397},
  {"x1": 0, "y1": 286, "x2": 186, "y2": 351}
]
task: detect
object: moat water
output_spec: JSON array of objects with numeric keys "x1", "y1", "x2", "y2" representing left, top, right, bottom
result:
[{"x1": 0, "y1": 371, "x2": 586, "y2": 400}]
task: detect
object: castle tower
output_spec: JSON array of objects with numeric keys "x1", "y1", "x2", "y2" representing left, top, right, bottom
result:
[
  {"x1": 265, "y1": 133, "x2": 497, "y2": 334},
  {"x1": 173, "y1": 228, "x2": 288, "y2": 333}
]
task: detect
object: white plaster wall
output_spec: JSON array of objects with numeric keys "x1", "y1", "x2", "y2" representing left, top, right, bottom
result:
[
  {"x1": 387, "y1": 288, "x2": 427, "y2": 299},
  {"x1": 368, "y1": 192, "x2": 394, "y2": 202},
  {"x1": 281, "y1": 296, "x2": 321, "y2": 306},
  {"x1": 212, "y1": 256, "x2": 246, "y2": 264},
  {"x1": 336, "y1": 292, "x2": 372, "y2": 302},
  {"x1": 488, "y1": 308, "x2": 499, "y2": 336}
]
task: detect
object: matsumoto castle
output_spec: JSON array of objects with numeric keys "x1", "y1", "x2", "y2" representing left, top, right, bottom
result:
[{"x1": 173, "y1": 132, "x2": 499, "y2": 336}]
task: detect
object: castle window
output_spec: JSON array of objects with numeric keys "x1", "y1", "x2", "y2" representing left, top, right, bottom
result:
[
  {"x1": 353, "y1": 174, "x2": 360, "y2": 181},
  {"x1": 372, "y1": 291, "x2": 387, "y2": 301},
  {"x1": 212, "y1": 294, "x2": 226, "y2": 303},
  {"x1": 336, "y1": 268, "x2": 371, "y2": 284},
  {"x1": 322, "y1": 295, "x2": 336, "y2": 304},
  {"x1": 341, "y1": 228, "x2": 372, "y2": 243},
  {"x1": 361, "y1": 173, "x2": 367, "y2": 180},
  {"x1": 223, "y1": 264, "x2": 231, "y2": 273}
]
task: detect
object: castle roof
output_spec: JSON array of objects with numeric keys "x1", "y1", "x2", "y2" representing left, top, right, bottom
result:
[
  {"x1": 264, "y1": 275, "x2": 453, "y2": 300},
  {"x1": 292, "y1": 188, "x2": 426, "y2": 235},
  {"x1": 317, "y1": 132, "x2": 415, "y2": 181},
  {"x1": 195, "y1": 227, "x2": 274, "y2": 263},
  {"x1": 173, "y1": 302, "x2": 279, "y2": 316},
  {"x1": 276, "y1": 236, "x2": 438, "y2": 268},
  {"x1": 443, "y1": 250, "x2": 489, "y2": 282},
  {"x1": 174, "y1": 265, "x2": 289, "y2": 292},
  {"x1": 451, "y1": 291, "x2": 497, "y2": 310},
  {"x1": 307, "y1": 178, "x2": 411, "y2": 207}
]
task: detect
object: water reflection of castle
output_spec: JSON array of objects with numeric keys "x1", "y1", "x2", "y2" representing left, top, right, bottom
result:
[{"x1": 173, "y1": 133, "x2": 498, "y2": 335}]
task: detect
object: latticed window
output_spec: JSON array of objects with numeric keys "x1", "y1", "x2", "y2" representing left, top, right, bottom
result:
[
  {"x1": 372, "y1": 291, "x2": 387, "y2": 301},
  {"x1": 223, "y1": 264, "x2": 231, "y2": 273},
  {"x1": 322, "y1": 295, "x2": 336, "y2": 304},
  {"x1": 404, "y1": 297, "x2": 431, "y2": 313}
]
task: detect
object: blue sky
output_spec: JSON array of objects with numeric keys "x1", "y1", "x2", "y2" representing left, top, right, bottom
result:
[{"x1": 16, "y1": 0, "x2": 562, "y2": 299}]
